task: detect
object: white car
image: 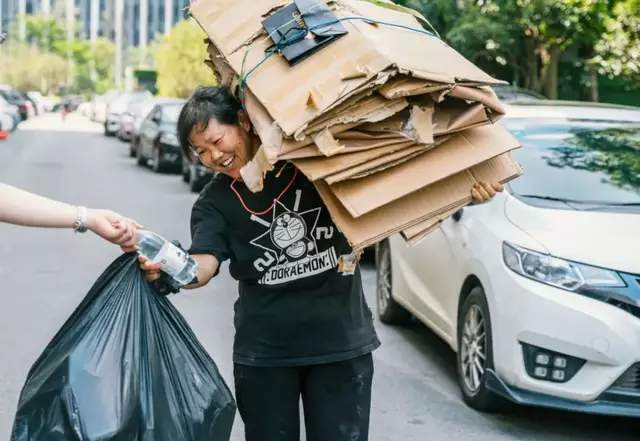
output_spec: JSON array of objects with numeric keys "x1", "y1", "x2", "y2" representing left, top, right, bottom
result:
[
  {"x1": 0, "y1": 111, "x2": 15, "y2": 132},
  {"x1": 104, "y1": 91, "x2": 152, "y2": 136},
  {"x1": 377, "y1": 101, "x2": 640, "y2": 417},
  {"x1": 91, "y1": 90, "x2": 120, "y2": 123}
]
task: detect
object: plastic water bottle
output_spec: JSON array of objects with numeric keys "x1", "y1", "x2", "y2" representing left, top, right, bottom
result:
[{"x1": 137, "y1": 230, "x2": 198, "y2": 285}]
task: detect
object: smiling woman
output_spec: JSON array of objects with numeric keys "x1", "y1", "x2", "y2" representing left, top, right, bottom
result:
[
  {"x1": 148, "y1": 85, "x2": 501, "y2": 441},
  {"x1": 177, "y1": 88, "x2": 257, "y2": 180}
]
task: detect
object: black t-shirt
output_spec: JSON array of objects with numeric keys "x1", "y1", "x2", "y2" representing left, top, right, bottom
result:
[{"x1": 189, "y1": 162, "x2": 380, "y2": 366}]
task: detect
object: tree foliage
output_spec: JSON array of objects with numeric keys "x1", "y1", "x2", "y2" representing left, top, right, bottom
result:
[
  {"x1": 154, "y1": 19, "x2": 216, "y2": 98},
  {"x1": 395, "y1": 0, "x2": 634, "y2": 100},
  {"x1": 594, "y1": 0, "x2": 640, "y2": 80},
  {"x1": 2, "y1": 14, "x2": 115, "y2": 94},
  {"x1": 24, "y1": 14, "x2": 66, "y2": 52},
  {"x1": 0, "y1": 43, "x2": 68, "y2": 93}
]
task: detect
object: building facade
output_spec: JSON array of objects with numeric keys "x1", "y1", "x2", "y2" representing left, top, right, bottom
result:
[{"x1": 0, "y1": 0, "x2": 189, "y2": 46}]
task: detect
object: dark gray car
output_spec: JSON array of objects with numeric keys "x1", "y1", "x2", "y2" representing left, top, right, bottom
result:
[{"x1": 136, "y1": 100, "x2": 185, "y2": 173}]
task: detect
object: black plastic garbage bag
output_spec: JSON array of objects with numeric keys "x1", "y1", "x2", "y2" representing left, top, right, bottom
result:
[{"x1": 11, "y1": 253, "x2": 236, "y2": 441}]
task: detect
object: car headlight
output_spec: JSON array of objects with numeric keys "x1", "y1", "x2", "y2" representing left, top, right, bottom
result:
[
  {"x1": 502, "y1": 242, "x2": 626, "y2": 291},
  {"x1": 159, "y1": 132, "x2": 179, "y2": 147}
]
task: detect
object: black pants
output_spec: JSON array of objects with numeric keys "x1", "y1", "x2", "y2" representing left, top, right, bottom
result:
[{"x1": 234, "y1": 353, "x2": 374, "y2": 441}]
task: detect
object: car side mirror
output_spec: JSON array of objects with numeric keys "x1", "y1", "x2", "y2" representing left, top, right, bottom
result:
[{"x1": 452, "y1": 208, "x2": 464, "y2": 222}]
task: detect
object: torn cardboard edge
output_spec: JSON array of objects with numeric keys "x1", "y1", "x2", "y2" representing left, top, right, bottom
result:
[
  {"x1": 239, "y1": 145, "x2": 277, "y2": 192},
  {"x1": 279, "y1": 132, "x2": 412, "y2": 160},
  {"x1": 325, "y1": 146, "x2": 428, "y2": 183},
  {"x1": 408, "y1": 104, "x2": 434, "y2": 145},
  {"x1": 400, "y1": 206, "x2": 461, "y2": 246},
  {"x1": 292, "y1": 140, "x2": 415, "y2": 181},
  {"x1": 314, "y1": 152, "x2": 523, "y2": 250},
  {"x1": 329, "y1": 123, "x2": 521, "y2": 218},
  {"x1": 313, "y1": 128, "x2": 346, "y2": 156},
  {"x1": 190, "y1": 0, "x2": 506, "y2": 139}
]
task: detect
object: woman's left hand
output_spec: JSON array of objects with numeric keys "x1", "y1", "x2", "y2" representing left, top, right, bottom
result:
[
  {"x1": 86, "y1": 209, "x2": 142, "y2": 252},
  {"x1": 471, "y1": 181, "x2": 504, "y2": 204}
]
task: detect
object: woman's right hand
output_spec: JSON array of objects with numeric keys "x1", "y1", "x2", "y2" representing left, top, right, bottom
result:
[{"x1": 138, "y1": 255, "x2": 162, "y2": 283}]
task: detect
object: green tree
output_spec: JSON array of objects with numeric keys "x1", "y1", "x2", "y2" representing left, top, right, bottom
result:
[
  {"x1": 24, "y1": 14, "x2": 66, "y2": 52},
  {"x1": 52, "y1": 37, "x2": 115, "y2": 94},
  {"x1": 397, "y1": 0, "x2": 462, "y2": 34},
  {"x1": 0, "y1": 43, "x2": 68, "y2": 93},
  {"x1": 154, "y1": 19, "x2": 216, "y2": 97},
  {"x1": 396, "y1": 0, "x2": 611, "y2": 99},
  {"x1": 594, "y1": 0, "x2": 640, "y2": 81},
  {"x1": 92, "y1": 38, "x2": 116, "y2": 93}
]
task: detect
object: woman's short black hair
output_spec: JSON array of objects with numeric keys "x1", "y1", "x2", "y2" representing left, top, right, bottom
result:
[{"x1": 177, "y1": 86, "x2": 242, "y2": 156}]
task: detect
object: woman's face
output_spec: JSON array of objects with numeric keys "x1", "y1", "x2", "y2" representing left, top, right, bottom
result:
[{"x1": 188, "y1": 112, "x2": 254, "y2": 179}]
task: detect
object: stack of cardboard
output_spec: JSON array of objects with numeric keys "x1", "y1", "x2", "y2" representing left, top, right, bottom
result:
[{"x1": 190, "y1": 0, "x2": 522, "y2": 249}]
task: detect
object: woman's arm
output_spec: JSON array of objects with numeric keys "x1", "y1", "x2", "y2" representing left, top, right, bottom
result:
[
  {"x1": 0, "y1": 183, "x2": 140, "y2": 249},
  {"x1": 0, "y1": 183, "x2": 80, "y2": 227},
  {"x1": 138, "y1": 254, "x2": 220, "y2": 289}
]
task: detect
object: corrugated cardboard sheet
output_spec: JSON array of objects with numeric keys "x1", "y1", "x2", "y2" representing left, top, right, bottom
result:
[
  {"x1": 190, "y1": 0, "x2": 522, "y2": 249},
  {"x1": 315, "y1": 153, "x2": 522, "y2": 249}
]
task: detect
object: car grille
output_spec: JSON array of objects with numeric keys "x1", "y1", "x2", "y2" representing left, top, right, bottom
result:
[{"x1": 611, "y1": 363, "x2": 640, "y2": 390}]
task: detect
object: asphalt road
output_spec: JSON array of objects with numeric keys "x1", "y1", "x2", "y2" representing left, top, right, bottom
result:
[{"x1": 1, "y1": 114, "x2": 639, "y2": 440}]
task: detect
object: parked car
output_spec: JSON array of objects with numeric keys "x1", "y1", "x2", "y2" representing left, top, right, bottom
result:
[
  {"x1": 493, "y1": 85, "x2": 547, "y2": 103},
  {"x1": 16, "y1": 91, "x2": 37, "y2": 117},
  {"x1": 25, "y1": 91, "x2": 46, "y2": 115},
  {"x1": 137, "y1": 100, "x2": 186, "y2": 173},
  {"x1": 52, "y1": 95, "x2": 83, "y2": 113},
  {"x1": 91, "y1": 90, "x2": 120, "y2": 123},
  {"x1": 104, "y1": 91, "x2": 152, "y2": 136},
  {"x1": 129, "y1": 98, "x2": 176, "y2": 157},
  {"x1": 118, "y1": 96, "x2": 156, "y2": 143},
  {"x1": 0, "y1": 87, "x2": 29, "y2": 120},
  {"x1": 0, "y1": 110, "x2": 16, "y2": 133},
  {"x1": 0, "y1": 95, "x2": 21, "y2": 129},
  {"x1": 26, "y1": 91, "x2": 56, "y2": 114},
  {"x1": 181, "y1": 149, "x2": 215, "y2": 193},
  {"x1": 377, "y1": 101, "x2": 640, "y2": 417}
]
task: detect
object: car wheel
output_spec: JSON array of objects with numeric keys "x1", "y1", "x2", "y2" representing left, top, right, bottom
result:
[
  {"x1": 136, "y1": 149, "x2": 146, "y2": 166},
  {"x1": 151, "y1": 148, "x2": 165, "y2": 173},
  {"x1": 129, "y1": 141, "x2": 137, "y2": 158},
  {"x1": 375, "y1": 239, "x2": 411, "y2": 325},
  {"x1": 182, "y1": 160, "x2": 190, "y2": 183},
  {"x1": 457, "y1": 286, "x2": 504, "y2": 412},
  {"x1": 189, "y1": 165, "x2": 204, "y2": 192}
]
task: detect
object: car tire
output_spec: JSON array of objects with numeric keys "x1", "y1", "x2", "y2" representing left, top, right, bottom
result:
[
  {"x1": 151, "y1": 147, "x2": 166, "y2": 173},
  {"x1": 457, "y1": 286, "x2": 504, "y2": 412},
  {"x1": 129, "y1": 141, "x2": 137, "y2": 158},
  {"x1": 375, "y1": 239, "x2": 412, "y2": 325},
  {"x1": 189, "y1": 165, "x2": 205, "y2": 193},
  {"x1": 182, "y1": 160, "x2": 190, "y2": 183},
  {"x1": 136, "y1": 141, "x2": 148, "y2": 166}
]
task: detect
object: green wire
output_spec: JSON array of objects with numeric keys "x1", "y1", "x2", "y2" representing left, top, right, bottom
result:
[{"x1": 238, "y1": 15, "x2": 442, "y2": 105}]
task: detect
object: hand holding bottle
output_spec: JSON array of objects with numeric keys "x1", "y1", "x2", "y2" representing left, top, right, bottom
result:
[
  {"x1": 138, "y1": 255, "x2": 161, "y2": 283},
  {"x1": 135, "y1": 230, "x2": 199, "y2": 286}
]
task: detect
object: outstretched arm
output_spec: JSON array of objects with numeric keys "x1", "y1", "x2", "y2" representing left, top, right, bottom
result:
[{"x1": 0, "y1": 183, "x2": 140, "y2": 250}]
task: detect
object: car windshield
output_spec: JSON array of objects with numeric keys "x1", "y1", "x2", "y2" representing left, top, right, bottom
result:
[
  {"x1": 503, "y1": 119, "x2": 640, "y2": 209},
  {"x1": 162, "y1": 104, "x2": 182, "y2": 123}
]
